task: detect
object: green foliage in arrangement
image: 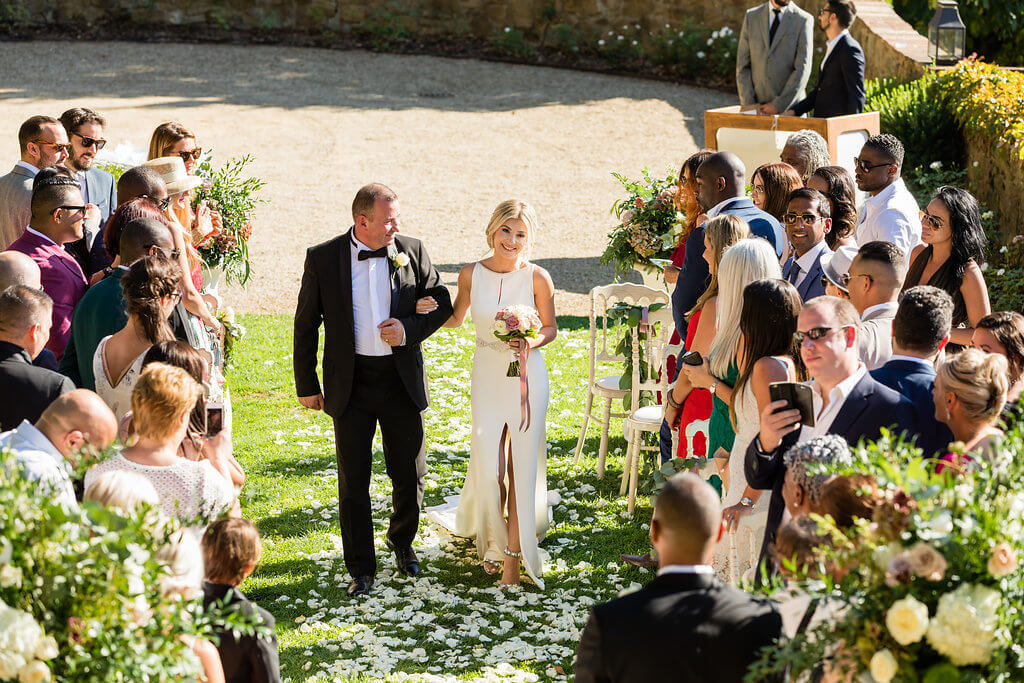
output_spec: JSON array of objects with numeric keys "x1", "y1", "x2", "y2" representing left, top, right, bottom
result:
[
  {"x1": 605, "y1": 301, "x2": 666, "y2": 410},
  {"x1": 600, "y1": 168, "x2": 682, "y2": 279}
]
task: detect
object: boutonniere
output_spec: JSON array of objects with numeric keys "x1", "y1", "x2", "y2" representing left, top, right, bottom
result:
[{"x1": 390, "y1": 249, "x2": 410, "y2": 269}]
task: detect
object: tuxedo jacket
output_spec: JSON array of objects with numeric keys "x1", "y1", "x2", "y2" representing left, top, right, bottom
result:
[
  {"x1": 736, "y1": 1, "x2": 814, "y2": 112},
  {"x1": 0, "y1": 341, "x2": 74, "y2": 431},
  {"x1": 202, "y1": 583, "x2": 281, "y2": 683},
  {"x1": 7, "y1": 229, "x2": 88, "y2": 361},
  {"x1": 64, "y1": 167, "x2": 116, "y2": 277},
  {"x1": 293, "y1": 230, "x2": 453, "y2": 418},
  {"x1": 791, "y1": 31, "x2": 866, "y2": 118},
  {"x1": 745, "y1": 373, "x2": 917, "y2": 570},
  {"x1": 0, "y1": 164, "x2": 33, "y2": 250},
  {"x1": 871, "y1": 358, "x2": 952, "y2": 458},
  {"x1": 670, "y1": 198, "x2": 785, "y2": 339},
  {"x1": 574, "y1": 572, "x2": 782, "y2": 683},
  {"x1": 783, "y1": 245, "x2": 830, "y2": 302}
]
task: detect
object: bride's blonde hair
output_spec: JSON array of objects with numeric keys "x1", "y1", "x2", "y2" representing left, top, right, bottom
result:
[{"x1": 485, "y1": 200, "x2": 538, "y2": 259}]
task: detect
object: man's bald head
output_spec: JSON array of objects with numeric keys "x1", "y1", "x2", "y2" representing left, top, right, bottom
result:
[
  {"x1": 36, "y1": 389, "x2": 118, "y2": 460},
  {"x1": 651, "y1": 473, "x2": 724, "y2": 564},
  {"x1": 120, "y1": 218, "x2": 174, "y2": 265},
  {"x1": 695, "y1": 151, "x2": 746, "y2": 210},
  {"x1": 117, "y1": 165, "x2": 167, "y2": 206},
  {"x1": 0, "y1": 252, "x2": 41, "y2": 290}
]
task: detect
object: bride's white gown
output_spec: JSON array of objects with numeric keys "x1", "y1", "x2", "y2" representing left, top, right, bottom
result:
[{"x1": 430, "y1": 262, "x2": 550, "y2": 587}]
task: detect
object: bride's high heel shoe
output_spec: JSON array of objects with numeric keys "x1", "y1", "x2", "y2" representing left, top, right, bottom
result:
[{"x1": 483, "y1": 558, "x2": 502, "y2": 575}]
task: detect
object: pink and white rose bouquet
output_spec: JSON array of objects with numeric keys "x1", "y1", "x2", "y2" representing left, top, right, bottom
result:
[{"x1": 493, "y1": 305, "x2": 542, "y2": 376}]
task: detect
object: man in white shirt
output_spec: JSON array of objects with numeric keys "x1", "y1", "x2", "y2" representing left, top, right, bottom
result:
[
  {"x1": 854, "y1": 134, "x2": 922, "y2": 253},
  {"x1": 0, "y1": 116, "x2": 69, "y2": 250},
  {"x1": 745, "y1": 296, "x2": 916, "y2": 576},
  {"x1": 736, "y1": 0, "x2": 814, "y2": 116},
  {"x1": 782, "y1": 187, "x2": 833, "y2": 302},
  {"x1": 575, "y1": 473, "x2": 782, "y2": 683},
  {"x1": 1, "y1": 389, "x2": 117, "y2": 507},
  {"x1": 847, "y1": 240, "x2": 906, "y2": 370}
]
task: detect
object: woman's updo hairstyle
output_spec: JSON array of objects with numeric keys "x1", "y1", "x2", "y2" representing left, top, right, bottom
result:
[
  {"x1": 121, "y1": 253, "x2": 180, "y2": 344},
  {"x1": 937, "y1": 348, "x2": 1010, "y2": 421},
  {"x1": 484, "y1": 200, "x2": 539, "y2": 256}
]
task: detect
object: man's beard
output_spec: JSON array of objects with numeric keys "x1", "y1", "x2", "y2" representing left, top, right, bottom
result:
[{"x1": 68, "y1": 154, "x2": 91, "y2": 172}]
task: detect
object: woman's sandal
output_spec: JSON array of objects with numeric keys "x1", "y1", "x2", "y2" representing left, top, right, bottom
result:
[
  {"x1": 499, "y1": 547, "x2": 522, "y2": 588},
  {"x1": 483, "y1": 559, "x2": 502, "y2": 575}
]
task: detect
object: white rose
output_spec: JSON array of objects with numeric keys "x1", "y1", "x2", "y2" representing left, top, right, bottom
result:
[
  {"x1": 493, "y1": 319, "x2": 508, "y2": 335},
  {"x1": 869, "y1": 649, "x2": 897, "y2": 683},
  {"x1": 18, "y1": 661, "x2": 50, "y2": 683},
  {"x1": 927, "y1": 583, "x2": 1000, "y2": 665},
  {"x1": 0, "y1": 652, "x2": 26, "y2": 680},
  {"x1": 885, "y1": 594, "x2": 929, "y2": 645},
  {"x1": 0, "y1": 564, "x2": 22, "y2": 588},
  {"x1": 34, "y1": 635, "x2": 58, "y2": 661},
  {"x1": 988, "y1": 542, "x2": 1018, "y2": 578},
  {"x1": 394, "y1": 252, "x2": 410, "y2": 268}
]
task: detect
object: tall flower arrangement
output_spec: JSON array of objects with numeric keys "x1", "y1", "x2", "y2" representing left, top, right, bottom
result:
[
  {"x1": 193, "y1": 153, "x2": 266, "y2": 287},
  {"x1": 746, "y1": 428, "x2": 1024, "y2": 682},
  {"x1": 600, "y1": 168, "x2": 682, "y2": 278}
]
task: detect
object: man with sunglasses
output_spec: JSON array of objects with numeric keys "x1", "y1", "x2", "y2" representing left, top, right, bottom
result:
[
  {"x1": 6, "y1": 169, "x2": 88, "y2": 362},
  {"x1": 782, "y1": 187, "x2": 832, "y2": 302},
  {"x1": 847, "y1": 241, "x2": 905, "y2": 370},
  {"x1": 853, "y1": 134, "x2": 921, "y2": 254},
  {"x1": 744, "y1": 295, "x2": 916, "y2": 580},
  {"x1": 784, "y1": 0, "x2": 865, "y2": 118},
  {"x1": 60, "y1": 107, "x2": 116, "y2": 279},
  {"x1": 0, "y1": 116, "x2": 69, "y2": 250}
]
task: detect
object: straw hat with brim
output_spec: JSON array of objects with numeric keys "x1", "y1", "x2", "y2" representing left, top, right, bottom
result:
[
  {"x1": 144, "y1": 156, "x2": 203, "y2": 195},
  {"x1": 820, "y1": 245, "x2": 860, "y2": 293}
]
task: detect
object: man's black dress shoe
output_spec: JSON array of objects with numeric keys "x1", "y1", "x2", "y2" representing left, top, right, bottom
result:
[
  {"x1": 387, "y1": 541, "x2": 420, "y2": 577},
  {"x1": 347, "y1": 575, "x2": 374, "y2": 597},
  {"x1": 620, "y1": 553, "x2": 659, "y2": 570}
]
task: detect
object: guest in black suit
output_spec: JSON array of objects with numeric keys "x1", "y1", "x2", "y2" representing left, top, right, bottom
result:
[
  {"x1": 575, "y1": 473, "x2": 782, "y2": 683},
  {"x1": 782, "y1": 188, "x2": 832, "y2": 302},
  {"x1": 293, "y1": 183, "x2": 453, "y2": 597},
  {"x1": 0, "y1": 285, "x2": 74, "y2": 431},
  {"x1": 201, "y1": 519, "x2": 281, "y2": 683},
  {"x1": 745, "y1": 296, "x2": 916, "y2": 575},
  {"x1": 786, "y1": 0, "x2": 865, "y2": 118},
  {"x1": 871, "y1": 286, "x2": 955, "y2": 457},
  {"x1": 0, "y1": 251, "x2": 58, "y2": 371}
]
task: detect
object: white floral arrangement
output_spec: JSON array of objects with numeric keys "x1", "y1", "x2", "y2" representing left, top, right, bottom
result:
[
  {"x1": 0, "y1": 600, "x2": 57, "y2": 682},
  {"x1": 747, "y1": 432, "x2": 1024, "y2": 682}
]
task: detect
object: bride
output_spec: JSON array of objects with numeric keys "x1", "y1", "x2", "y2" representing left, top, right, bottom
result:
[{"x1": 420, "y1": 200, "x2": 556, "y2": 587}]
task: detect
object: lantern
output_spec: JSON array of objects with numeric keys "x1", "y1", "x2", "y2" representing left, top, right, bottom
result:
[{"x1": 928, "y1": 0, "x2": 966, "y2": 65}]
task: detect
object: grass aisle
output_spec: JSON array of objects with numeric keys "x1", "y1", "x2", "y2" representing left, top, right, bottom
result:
[{"x1": 228, "y1": 314, "x2": 654, "y2": 682}]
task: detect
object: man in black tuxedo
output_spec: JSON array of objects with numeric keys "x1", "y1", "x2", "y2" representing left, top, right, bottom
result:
[
  {"x1": 744, "y1": 296, "x2": 916, "y2": 576},
  {"x1": 293, "y1": 183, "x2": 452, "y2": 597},
  {"x1": 786, "y1": 0, "x2": 865, "y2": 118},
  {"x1": 576, "y1": 473, "x2": 782, "y2": 683}
]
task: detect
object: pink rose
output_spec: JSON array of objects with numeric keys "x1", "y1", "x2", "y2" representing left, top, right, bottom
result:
[
  {"x1": 989, "y1": 542, "x2": 1018, "y2": 578},
  {"x1": 505, "y1": 315, "x2": 522, "y2": 331}
]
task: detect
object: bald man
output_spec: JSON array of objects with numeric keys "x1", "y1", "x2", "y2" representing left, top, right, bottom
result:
[
  {"x1": 575, "y1": 474, "x2": 782, "y2": 683},
  {"x1": 0, "y1": 252, "x2": 59, "y2": 371},
  {"x1": 0, "y1": 388, "x2": 117, "y2": 507},
  {"x1": 116, "y1": 165, "x2": 168, "y2": 207}
]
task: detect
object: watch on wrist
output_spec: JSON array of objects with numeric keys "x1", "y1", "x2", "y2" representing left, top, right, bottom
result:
[
  {"x1": 709, "y1": 379, "x2": 719, "y2": 397},
  {"x1": 739, "y1": 496, "x2": 754, "y2": 508}
]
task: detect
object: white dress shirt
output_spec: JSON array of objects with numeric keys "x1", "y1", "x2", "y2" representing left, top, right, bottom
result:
[
  {"x1": 350, "y1": 237, "x2": 395, "y2": 356},
  {"x1": 861, "y1": 302, "x2": 893, "y2": 322},
  {"x1": 25, "y1": 227, "x2": 58, "y2": 246},
  {"x1": 792, "y1": 240, "x2": 830, "y2": 289},
  {"x1": 0, "y1": 420, "x2": 76, "y2": 508},
  {"x1": 15, "y1": 161, "x2": 39, "y2": 176},
  {"x1": 658, "y1": 564, "x2": 715, "y2": 576},
  {"x1": 75, "y1": 170, "x2": 90, "y2": 204},
  {"x1": 856, "y1": 178, "x2": 922, "y2": 254},
  {"x1": 822, "y1": 28, "x2": 849, "y2": 67},
  {"x1": 705, "y1": 197, "x2": 741, "y2": 220},
  {"x1": 799, "y1": 364, "x2": 867, "y2": 441}
]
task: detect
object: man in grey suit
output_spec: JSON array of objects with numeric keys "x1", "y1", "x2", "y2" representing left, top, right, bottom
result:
[
  {"x1": 736, "y1": 0, "x2": 814, "y2": 116},
  {"x1": 59, "y1": 108, "x2": 116, "y2": 278},
  {"x1": 0, "y1": 116, "x2": 69, "y2": 250},
  {"x1": 848, "y1": 241, "x2": 905, "y2": 371}
]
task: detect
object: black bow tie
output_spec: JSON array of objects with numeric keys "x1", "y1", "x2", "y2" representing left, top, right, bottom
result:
[{"x1": 358, "y1": 247, "x2": 389, "y2": 261}]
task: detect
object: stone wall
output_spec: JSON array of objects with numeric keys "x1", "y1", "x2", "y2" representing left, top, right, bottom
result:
[
  {"x1": 16, "y1": 0, "x2": 929, "y2": 81},
  {"x1": 965, "y1": 133, "x2": 1024, "y2": 237}
]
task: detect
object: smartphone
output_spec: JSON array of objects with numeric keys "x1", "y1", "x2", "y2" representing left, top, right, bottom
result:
[
  {"x1": 682, "y1": 351, "x2": 704, "y2": 366},
  {"x1": 206, "y1": 407, "x2": 224, "y2": 436},
  {"x1": 768, "y1": 381, "x2": 815, "y2": 427}
]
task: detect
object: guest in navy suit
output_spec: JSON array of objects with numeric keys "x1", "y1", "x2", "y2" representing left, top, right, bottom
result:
[
  {"x1": 786, "y1": 0, "x2": 865, "y2": 118},
  {"x1": 871, "y1": 286, "x2": 955, "y2": 458},
  {"x1": 60, "y1": 108, "x2": 116, "y2": 278},
  {"x1": 745, "y1": 296, "x2": 916, "y2": 576},
  {"x1": 782, "y1": 188, "x2": 832, "y2": 302}
]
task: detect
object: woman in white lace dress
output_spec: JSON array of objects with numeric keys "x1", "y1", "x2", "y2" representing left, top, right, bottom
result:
[
  {"x1": 94, "y1": 253, "x2": 180, "y2": 421},
  {"x1": 421, "y1": 200, "x2": 556, "y2": 587},
  {"x1": 85, "y1": 363, "x2": 238, "y2": 535},
  {"x1": 718, "y1": 279, "x2": 802, "y2": 583}
]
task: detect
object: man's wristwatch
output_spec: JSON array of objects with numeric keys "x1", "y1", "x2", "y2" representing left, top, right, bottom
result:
[{"x1": 739, "y1": 496, "x2": 754, "y2": 508}]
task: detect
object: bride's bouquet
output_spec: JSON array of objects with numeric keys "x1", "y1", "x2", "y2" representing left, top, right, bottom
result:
[{"x1": 493, "y1": 305, "x2": 542, "y2": 377}]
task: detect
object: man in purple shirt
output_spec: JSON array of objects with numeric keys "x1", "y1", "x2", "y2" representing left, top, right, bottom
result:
[{"x1": 5, "y1": 168, "x2": 87, "y2": 361}]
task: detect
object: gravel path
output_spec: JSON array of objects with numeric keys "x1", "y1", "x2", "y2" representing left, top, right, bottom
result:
[{"x1": 0, "y1": 41, "x2": 734, "y2": 315}]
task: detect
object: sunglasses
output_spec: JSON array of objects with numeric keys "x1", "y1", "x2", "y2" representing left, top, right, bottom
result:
[
  {"x1": 73, "y1": 133, "x2": 107, "y2": 150},
  {"x1": 157, "y1": 246, "x2": 181, "y2": 260},
  {"x1": 177, "y1": 149, "x2": 202, "y2": 162},
  {"x1": 853, "y1": 157, "x2": 892, "y2": 173},
  {"x1": 32, "y1": 140, "x2": 72, "y2": 154},
  {"x1": 921, "y1": 212, "x2": 945, "y2": 229},
  {"x1": 783, "y1": 212, "x2": 823, "y2": 226},
  {"x1": 820, "y1": 275, "x2": 847, "y2": 292},
  {"x1": 56, "y1": 205, "x2": 86, "y2": 214},
  {"x1": 142, "y1": 194, "x2": 171, "y2": 211},
  {"x1": 794, "y1": 325, "x2": 853, "y2": 344}
]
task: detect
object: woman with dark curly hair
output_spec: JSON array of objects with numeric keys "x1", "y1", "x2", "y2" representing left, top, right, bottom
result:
[
  {"x1": 806, "y1": 166, "x2": 857, "y2": 249},
  {"x1": 93, "y1": 253, "x2": 181, "y2": 420},
  {"x1": 904, "y1": 186, "x2": 990, "y2": 348}
]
